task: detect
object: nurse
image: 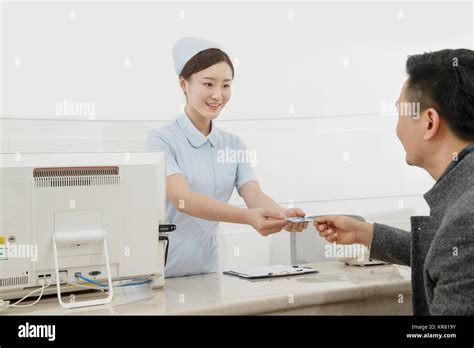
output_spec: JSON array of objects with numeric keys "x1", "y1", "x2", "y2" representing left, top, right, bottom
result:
[{"x1": 146, "y1": 37, "x2": 308, "y2": 278}]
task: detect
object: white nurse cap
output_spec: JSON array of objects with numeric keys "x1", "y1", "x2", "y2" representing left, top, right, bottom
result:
[{"x1": 172, "y1": 37, "x2": 224, "y2": 75}]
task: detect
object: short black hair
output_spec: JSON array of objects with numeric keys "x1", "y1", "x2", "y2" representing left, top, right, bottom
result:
[
  {"x1": 180, "y1": 48, "x2": 234, "y2": 80},
  {"x1": 405, "y1": 48, "x2": 474, "y2": 141}
]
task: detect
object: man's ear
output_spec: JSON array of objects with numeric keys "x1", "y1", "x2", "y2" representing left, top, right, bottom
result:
[
  {"x1": 423, "y1": 108, "x2": 441, "y2": 140},
  {"x1": 179, "y1": 76, "x2": 188, "y2": 96}
]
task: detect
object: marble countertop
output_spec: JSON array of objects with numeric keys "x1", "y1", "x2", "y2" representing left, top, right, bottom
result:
[{"x1": 3, "y1": 261, "x2": 411, "y2": 315}]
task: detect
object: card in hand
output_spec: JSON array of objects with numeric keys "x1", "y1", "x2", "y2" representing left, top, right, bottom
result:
[{"x1": 285, "y1": 217, "x2": 314, "y2": 223}]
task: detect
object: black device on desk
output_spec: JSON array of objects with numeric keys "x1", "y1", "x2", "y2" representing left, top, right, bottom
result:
[{"x1": 158, "y1": 223, "x2": 176, "y2": 265}]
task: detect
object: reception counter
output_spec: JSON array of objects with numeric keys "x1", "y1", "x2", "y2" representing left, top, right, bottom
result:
[{"x1": 3, "y1": 261, "x2": 412, "y2": 315}]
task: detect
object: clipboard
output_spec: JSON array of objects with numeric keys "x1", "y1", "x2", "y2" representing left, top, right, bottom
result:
[{"x1": 223, "y1": 264, "x2": 318, "y2": 279}]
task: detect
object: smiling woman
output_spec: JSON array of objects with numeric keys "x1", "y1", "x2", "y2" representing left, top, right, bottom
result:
[
  {"x1": 145, "y1": 37, "x2": 309, "y2": 278},
  {"x1": 179, "y1": 56, "x2": 233, "y2": 134}
]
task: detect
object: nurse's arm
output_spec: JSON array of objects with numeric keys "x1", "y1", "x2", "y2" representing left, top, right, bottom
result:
[
  {"x1": 166, "y1": 174, "x2": 288, "y2": 236},
  {"x1": 239, "y1": 181, "x2": 308, "y2": 232},
  {"x1": 239, "y1": 181, "x2": 285, "y2": 213}
]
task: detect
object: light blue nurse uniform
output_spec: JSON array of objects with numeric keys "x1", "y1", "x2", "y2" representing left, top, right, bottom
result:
[{"x1": 145, "y1": 113, "x2": 257, "y2": 277}]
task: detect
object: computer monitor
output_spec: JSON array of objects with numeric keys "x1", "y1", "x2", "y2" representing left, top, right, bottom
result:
[{"x1": 0, "y1": 152, "x2": 166, "y2": 308}]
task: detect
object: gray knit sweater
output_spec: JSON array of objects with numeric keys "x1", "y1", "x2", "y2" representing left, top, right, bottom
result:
[{"x1": 370, "y1": 150, "x2": 474, "y2": 315}]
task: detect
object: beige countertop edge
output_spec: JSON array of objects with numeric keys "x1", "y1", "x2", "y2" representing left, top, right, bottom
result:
[{"x1": 167, "y1": 281, "x2": 412, "y2": 315}]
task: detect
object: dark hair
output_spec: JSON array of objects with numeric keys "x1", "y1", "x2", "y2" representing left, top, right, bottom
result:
[
  {"x1": 180, "y1": 48, "x2": 234, "y2": 80},
  {"x1": 405, "y1": 48, "x2": 474, "y2": 141}
]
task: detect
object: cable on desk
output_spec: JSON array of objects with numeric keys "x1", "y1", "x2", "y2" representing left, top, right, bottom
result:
[
  {"x1": 0, "y1": 279, "x2": 51, "y2": 311},
  {"x1": 117, "y1": 279, "x2": 152, "y2": 287},
  {"x1": 76, "y1": 274, "x2": 152, "y2": 289},
  {"x1": 0, "y1": 275, "x2": 152, "y2": 312},
  {"x1": 77, "y1": 275, "x2": 108, "y2": 287},
  {"x1": 67, "y1": 280, "x2": 107, "y2": 292}
]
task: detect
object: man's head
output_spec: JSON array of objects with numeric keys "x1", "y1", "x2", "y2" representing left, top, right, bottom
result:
[{"x1": 396, "y1": 49, "x2": 474, "y2": 168}]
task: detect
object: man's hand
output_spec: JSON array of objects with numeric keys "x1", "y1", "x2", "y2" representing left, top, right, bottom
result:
[
  {"x1": 244, "y1": 208, "x2": 287, "y2": 236},
  {"x1": 284, "y1": 208, "x2": 309, "y2": 232},
  {"x1": 314, "y1": 215, "x2": 374, "y2": 247}
]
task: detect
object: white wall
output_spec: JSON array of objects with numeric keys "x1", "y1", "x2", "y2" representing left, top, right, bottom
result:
[{"x1": 1, "y1": 1, "x2": 473, "y2": 271}]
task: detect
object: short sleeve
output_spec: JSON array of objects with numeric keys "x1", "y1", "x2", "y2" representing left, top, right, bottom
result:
[
  {"x1": 145, "y1": 130, "x2": 183, "y2": 177},
  {"x1": 234, "y1": 136, "x2": 258, "y2": 194}
]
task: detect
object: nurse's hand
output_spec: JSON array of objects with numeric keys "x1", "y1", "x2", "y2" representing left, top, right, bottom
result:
[
  {"x1": 245, "y1": 208, "x2": 288, "y2": 236},
  {"x1": 284, "y1": 208, "x2": 309, "y2": 232}
]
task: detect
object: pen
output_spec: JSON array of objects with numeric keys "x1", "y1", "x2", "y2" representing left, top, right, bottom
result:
[{"x1": 292, "y1": 265, "x2": 312, "y2": 269}]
